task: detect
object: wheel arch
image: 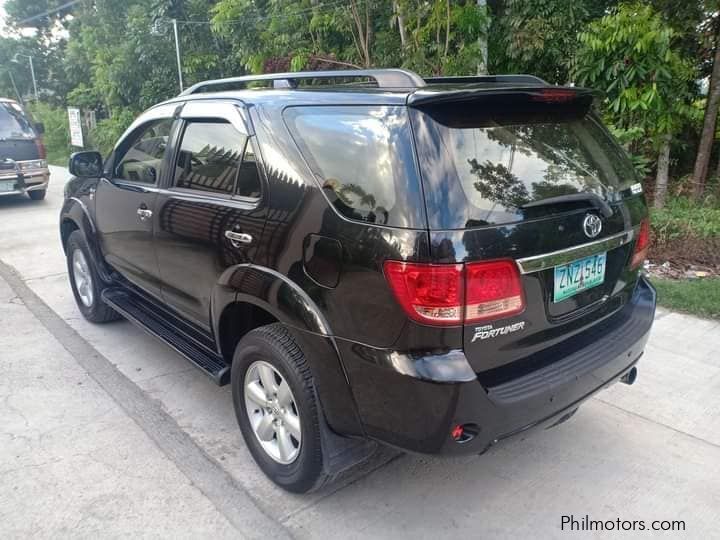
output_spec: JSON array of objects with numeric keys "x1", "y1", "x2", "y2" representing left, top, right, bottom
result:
[
  {"x1": 60, "y1": 197, "x2": 112, "y2": 284},
  {"x1": 212, "y1": 264, "x2": 364, "y2": 437}
]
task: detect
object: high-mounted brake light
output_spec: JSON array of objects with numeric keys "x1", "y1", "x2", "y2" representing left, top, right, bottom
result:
[
  {"x1": 530, "y1": 88, "x2": 577, "y2": 103},
  {"x1": 630, "y1": 218, "x2": 650, "y2": 270},
  {"x1": 383, "y1": 259, "x2": 525, "y2": 326}
]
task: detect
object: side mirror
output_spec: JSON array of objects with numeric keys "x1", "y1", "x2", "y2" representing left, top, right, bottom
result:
[
  {"x1": 34, "y1": 122, "x2": 45, "y2": 135},
  {"x1": 69, "y1": 151, "x2": 103, "y2": 178}
]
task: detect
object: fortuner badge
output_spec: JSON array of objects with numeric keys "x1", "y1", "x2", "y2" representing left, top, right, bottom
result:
[{"x1": 471, "y1": 321, "x2": 526, "y2": 343}]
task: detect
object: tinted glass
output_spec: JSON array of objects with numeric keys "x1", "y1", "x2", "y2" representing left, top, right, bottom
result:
[
  {"x1": 236, "y1": 139, "x2": 261, "y2": 198},
  {"x1": 175, "y1": 121, "x2": 245, "y2": 195},
  {"x1": 0, "y1": 102, "x2": 35, "y2": 140},
  {"x1": 411, "y1": 108, "x2": 638, "y2": 229},
  {"x1": 115, "y1": 119, "x2": 173, "y2": 184},
  {"x1": 284, "y1": 106, "x2": 424, "y2": 228}
]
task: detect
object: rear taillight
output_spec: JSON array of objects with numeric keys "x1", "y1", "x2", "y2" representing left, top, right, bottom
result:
[
  {"x1": 465, "y1": 260, "x2": 525, "y2": 323},
  {"x1": 383, "y1": 259, "x2": 525, "y2": 326},
  {"x1": 34, "y1": 138, "x2": 46, "y2": 159},
  {"x1": 630, "y1": 218, "x2": 650, "y2": 270},
  {"x1": 383, "y1": 262, "x2": 464, "y2": 325}
]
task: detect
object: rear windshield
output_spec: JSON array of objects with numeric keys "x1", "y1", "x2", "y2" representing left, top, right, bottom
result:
[
  {"x1": 411, "y1": 107, "x2": 638, "y2": 229},
  {"x1": 0, "y1": 102, "x2": 36, "y2": 140},
  {"x1": 283, "y1": 105, "x2": 425, "y2": 228}
]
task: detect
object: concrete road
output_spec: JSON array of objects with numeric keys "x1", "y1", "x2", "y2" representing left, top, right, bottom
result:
[{"x1": 1, "y1": 166, "x2": 718, "y2": 539}]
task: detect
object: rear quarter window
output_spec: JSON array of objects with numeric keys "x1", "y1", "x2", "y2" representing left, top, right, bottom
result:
[{"x1": 283, "y1": 105, "x2": 425, "y2": 228}]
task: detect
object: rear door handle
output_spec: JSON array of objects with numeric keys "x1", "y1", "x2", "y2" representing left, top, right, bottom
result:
[
  {"x1": 137, "y1": 208, "x2": 153, "y2": 221},
  {"x1": 225, "y1": 230, "x2": 253, "y2": 246}
]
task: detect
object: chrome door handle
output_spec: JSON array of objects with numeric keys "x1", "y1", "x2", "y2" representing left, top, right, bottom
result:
[
  {"x1": 137, "y1": 208, "x2": 153, "y2": 221},
  {"x1": 225, "y1": 230, "x2": 253, "y2": 246}
]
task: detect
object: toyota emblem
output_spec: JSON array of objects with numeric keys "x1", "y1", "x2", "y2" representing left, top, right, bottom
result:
[{"x1": 583, "y1": 214, "x2": 602, "y2": 238}]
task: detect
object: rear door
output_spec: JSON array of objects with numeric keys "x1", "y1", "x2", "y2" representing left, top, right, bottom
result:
[
  {"x1": 154, "y1": 101, "x2": 267, "y2": 330},
  {"x1": 409, "y1": 89, "x2": 648, "y2": 375}
]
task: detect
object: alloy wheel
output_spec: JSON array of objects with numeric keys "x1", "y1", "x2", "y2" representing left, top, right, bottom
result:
[
  {"x1": 72, "y1": 248, "x2": 94, "y2": 308},
  {"x1": 243, "y1": 360, "x2": 302, "y2": 464}
]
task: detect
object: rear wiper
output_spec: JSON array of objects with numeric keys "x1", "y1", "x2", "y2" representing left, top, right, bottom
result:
[{"x1": 520, "y1": 192, "x2": 613, "y2": 218}]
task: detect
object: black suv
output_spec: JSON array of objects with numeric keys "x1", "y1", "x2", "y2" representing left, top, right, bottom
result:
[
  {"x1": 1, "y1": 98, "x2": 50, "y2": 200},
  {"x1": 60, "y1": 69, "x2": 656, "y2": 493}
]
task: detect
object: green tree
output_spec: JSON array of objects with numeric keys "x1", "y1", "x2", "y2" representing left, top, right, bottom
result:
[
  {"x1": 572, "y1": 3, "x2": 695, "y2": 208},
  {"x1": 488, "y1": 0, "x2": 615, "y2": 84}
]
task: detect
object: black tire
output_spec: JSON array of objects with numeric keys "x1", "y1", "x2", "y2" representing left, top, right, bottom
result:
[
  {"x1": 231, "y1": 323, "x2": 329, "y2": 493},
  {"x1": 66, "y1": 230, "x2": 121, "y2": 323},
  {"x1": 28, "y1": 189, "x2": 46, "y2": 201}
]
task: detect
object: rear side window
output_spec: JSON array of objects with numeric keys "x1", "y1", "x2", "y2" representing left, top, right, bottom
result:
[
  {"x1": 174, "y1": 121, "x2": 245, "y2": 195},
  {"x1": 284, "y1": 106, "x2": 424, "y2": 228},
  {"x1": 411, "y1": 107, "x2": 638, "y2": 229},
  {"x1": 0, "y1": 102, "x2": 35, "y2": 140}
]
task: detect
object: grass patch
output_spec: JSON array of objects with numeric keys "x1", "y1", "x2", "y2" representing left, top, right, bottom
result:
[
  {"x1": 651, "y1": 277, "x2": 720, "y2": 319},
  {"x1": 651, "y1": 197, "x2": 720, "y2": 240}
]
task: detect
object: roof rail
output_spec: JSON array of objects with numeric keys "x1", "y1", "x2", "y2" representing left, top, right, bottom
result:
[
  {"x1": 424, "y1": 74, "x2": 548, "y2": 86},
  {"x1": 180, "y1": 68, "x2": 427, "y2": 95}
]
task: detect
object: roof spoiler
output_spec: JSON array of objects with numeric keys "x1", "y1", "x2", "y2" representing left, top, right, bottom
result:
[{"x1": 407, "y1": 86, "x2": 598, "y2": 108}]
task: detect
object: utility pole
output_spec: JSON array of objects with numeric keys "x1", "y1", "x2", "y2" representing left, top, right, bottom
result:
[
  {"x1": 28, "y1": 56, "x2": 38, "y2": 101},
  {"x1": 5, "y1": 70, "x2": 22, "y2": 103},
  {"x1": 12, "y1": 54, "x2": 38, "y2": 101},
  {"x1": 172, "y1": 19, "x2": 184, "y2": 92}
]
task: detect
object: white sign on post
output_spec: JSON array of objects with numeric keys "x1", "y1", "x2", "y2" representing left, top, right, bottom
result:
[{"x1": 67, "y1": 107, "x2": 84, "y2": 147}]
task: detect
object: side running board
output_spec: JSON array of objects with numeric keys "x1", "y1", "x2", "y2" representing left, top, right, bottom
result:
[{"x1": 101, "y1": 287, "x2": 230, "y2": 385}]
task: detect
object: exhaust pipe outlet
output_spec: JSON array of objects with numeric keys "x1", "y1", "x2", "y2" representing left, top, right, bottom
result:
[{"x1": 620, "y1": 366, "x2": 638, "y2": 385}]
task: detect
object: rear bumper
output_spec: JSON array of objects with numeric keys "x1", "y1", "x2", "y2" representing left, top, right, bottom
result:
[
  {"x1": 0, "y1": 170, "x2": 50, "y2": 197},
  {"x1": 340, "y1": 276, "x2": 656, "y2": 454}
]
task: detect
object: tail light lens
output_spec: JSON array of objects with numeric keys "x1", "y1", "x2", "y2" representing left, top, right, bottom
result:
[
  {"x1": 383, "y1": 262, "x2": 464, "y2": 325},
  {"x1": 34, "y1": 138, "x2": 47, "y2": 159},
  {"x1": 630, "y1": 218, "x2": 650, "y2": 270},
  {"x1": 383, "y1": 259, "x2": 525, "y2": 326},
  {"x1": 465, "y1": 260, "x2": 525, "y2": 323}
]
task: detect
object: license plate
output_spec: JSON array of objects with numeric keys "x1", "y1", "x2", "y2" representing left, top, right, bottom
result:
[
  {"x1": 0, "y1": 180, "x2": 16, "y2": 192},
  {"x1": 553, "y1": 252, "x2": 606, "y2": 302}
]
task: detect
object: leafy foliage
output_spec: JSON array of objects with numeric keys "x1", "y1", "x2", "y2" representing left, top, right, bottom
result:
[
  {"x1": 489, "y1": 0, "x2": 614, "y2": 84},
  {"x1": 26, "y1": 102, "x2": 71, "y2": 165},
  {"x1": 572, "y1": 3, "x2": 695, "y2": 149}
]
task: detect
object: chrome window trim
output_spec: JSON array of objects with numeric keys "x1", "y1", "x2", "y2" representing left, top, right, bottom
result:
[{"x1": 515, "y1": 229, "x2": 635, "y2": 274}]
